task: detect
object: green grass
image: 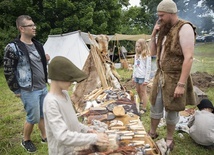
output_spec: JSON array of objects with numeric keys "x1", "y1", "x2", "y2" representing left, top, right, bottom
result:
[
  {"x1": 192, "y1": 42, "x2": 214, "y2": 102},
  {"x1": 0, "y1": 70, "x2": 48, "y2": 154},
  {"x1": 0, "y1": 43, "x2": 214, "y2": 155},
  {"x1": 118, "y1": 68, "x2": 214, "y2": 155},
  {"x1": 117, "y1": 42, "x2": 214, "y2": 155},
  {"x1": 192, "y1": 43, "x2": 214, "y2": 74}
]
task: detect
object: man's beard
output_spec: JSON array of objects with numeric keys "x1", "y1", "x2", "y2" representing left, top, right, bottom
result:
[{"x1": 158, "y1": 21, "x2": 173, "y2": 37}]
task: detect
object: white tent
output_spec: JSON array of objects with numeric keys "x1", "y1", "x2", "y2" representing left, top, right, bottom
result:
[
  {"x1": 44, "y1": 31, "x2": 90, "y2": 69},
  {"x1": 44, "y1": 31, "x2": 151, "y2": 69}
]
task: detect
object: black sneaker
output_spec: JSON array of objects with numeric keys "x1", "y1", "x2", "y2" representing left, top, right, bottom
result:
[
  {"x1": 21, "y1": 140, "x2": 37, "y2": 153},
  {"x1": 41, "y1": 138, "x2": 47, "y2": 144}
]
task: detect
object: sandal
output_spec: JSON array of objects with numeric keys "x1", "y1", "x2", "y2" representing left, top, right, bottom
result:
[
  {"x1": 148, "y1": 130, "x2": 159, "y2": 139},
  {"x1": 139, "y1": 103, "x2": 147, "y2": 112},
  {"x1": 165, "y1": 138, "x2": 175, "y2": 151}
]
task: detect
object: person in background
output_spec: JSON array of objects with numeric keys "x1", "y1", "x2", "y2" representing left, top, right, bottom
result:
[
  {"x1": 108, "y1": 47, "x2": 114, "y2": 61},
  {"x1": 132, "y1": 38, "x2": 151, "y2": 114},
  {"x1": 148, "y1": 0, "x2": 196, "y2": 153},
  {"x1": 188, "y1": 99, "x2": 214, "y2": 147},
  {"x1": 3, "y1": 15, "x2": 49, "y2": 153},
  {"x1": 110, "y1": 45, "x2": 119, "y2": 62},
  {"x1": 43, "y1": 56, "x2": 109, "y2": 155}
]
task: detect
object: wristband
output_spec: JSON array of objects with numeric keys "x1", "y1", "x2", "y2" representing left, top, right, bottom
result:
[{"x1": 177, "y1": 82, "x2": 185, "y2": 88}]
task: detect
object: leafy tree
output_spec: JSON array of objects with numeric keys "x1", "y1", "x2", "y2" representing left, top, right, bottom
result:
[
  {"x1": 200, "y1": 15, "x2": 214, "y2": 33},
  {"x1": 174, "y1": 0, "x2": 214, "y2": 34},
  {"x1": 121, "y1": 6, "x2": 153, "y2": 34},
  {"x1": 0, "y1": 0, "x2": 127, "y2": 65},
  {"x1": 140, "y1": 0, "x2": 162, "y2": 26},
  {"x1": 42, "y1": 0, "x2": 129, "y2": 35},
  {"x1": 0, "y1": 0, "x2": 33, "y2": 64},
  {"x1": 203, "y1": 0, "x2": 214, "y2": 12},
  {"x1": 0, "y1": 0, "x2": 213, "y2": 65},
  {"x1": 139, "y1": 0, "x2": 214, "y2": 35}
]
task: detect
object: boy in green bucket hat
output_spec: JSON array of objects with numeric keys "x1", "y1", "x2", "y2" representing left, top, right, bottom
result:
[{"x1": 43, "y1": 56, "x2": 109, "y2": 155}]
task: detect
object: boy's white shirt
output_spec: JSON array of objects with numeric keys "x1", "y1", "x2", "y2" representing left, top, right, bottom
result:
[
  {"x1": 188, "y1": 110, "x2": 214, "y2": 146},
  {"x1": 43, "y1": 90, "x2": 97, "y2": 155}
]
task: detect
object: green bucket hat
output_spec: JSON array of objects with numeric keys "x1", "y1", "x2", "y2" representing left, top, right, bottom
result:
[{"x1": 48, "y1": 56, "x2": 87, "y2": 82}]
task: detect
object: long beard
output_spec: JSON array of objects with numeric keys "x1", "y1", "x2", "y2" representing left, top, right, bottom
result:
[{"x1": 158, "y1": 22, "x2": 173, "y2": 38}]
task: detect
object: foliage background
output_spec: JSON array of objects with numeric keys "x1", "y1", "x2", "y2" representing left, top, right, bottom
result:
[{"x1": 0, "y1": 0, "x2": 214, "y2": 65}]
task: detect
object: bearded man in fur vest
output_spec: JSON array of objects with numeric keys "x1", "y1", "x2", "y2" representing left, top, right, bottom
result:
[{"x1": 148, "y1": 0, "x2": 196, "y2": 153}]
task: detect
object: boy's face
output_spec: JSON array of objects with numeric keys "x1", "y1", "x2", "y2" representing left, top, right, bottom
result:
[{"x1": 59, "y1": 81, "x2": 72, "y2": 90}]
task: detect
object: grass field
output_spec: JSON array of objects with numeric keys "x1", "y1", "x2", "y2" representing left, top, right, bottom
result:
[
  {"x1": 192, "y1": 43, "x2": 214, "y2": 74},
  {"x1": 0, "y1": 43, "x2": 214, "y2": 155}
]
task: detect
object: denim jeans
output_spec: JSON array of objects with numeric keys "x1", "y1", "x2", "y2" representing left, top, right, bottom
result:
[
  {"x1": 134, "y1": 77, "x2": 145, "y2": 84},
  {"x1": 21, "y1": 87, "x2": 48, "y2": 124}
]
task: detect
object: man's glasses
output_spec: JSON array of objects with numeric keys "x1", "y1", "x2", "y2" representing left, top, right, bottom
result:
[{"x1": 21, "y1": 24, "x2": 36, "y2": 28}]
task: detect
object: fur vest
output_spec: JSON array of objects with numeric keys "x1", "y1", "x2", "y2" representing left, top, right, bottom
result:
[{"x1": 150, "y1": 20, "x2": 197, "y2": 111}]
